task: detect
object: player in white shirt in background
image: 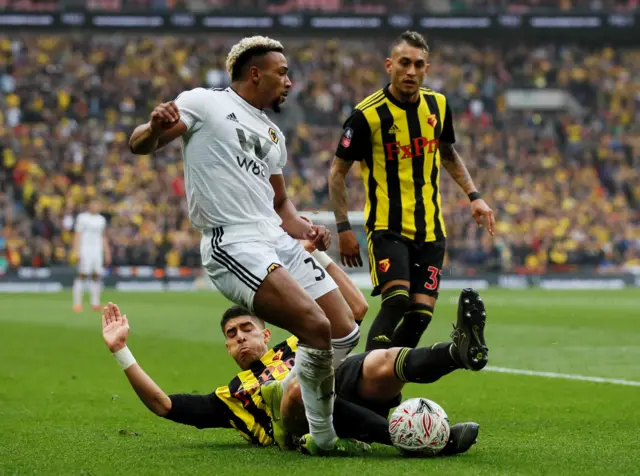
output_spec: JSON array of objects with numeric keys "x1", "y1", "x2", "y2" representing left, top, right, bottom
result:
[
  {"x1": 128, "y1": 36, "x2": 366, "y2": 455},
  {"x1": 72, "y1": 199, "x2": 111, "y2": 312}
]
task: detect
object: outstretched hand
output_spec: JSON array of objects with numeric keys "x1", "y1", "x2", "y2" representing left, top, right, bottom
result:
[
  {"x1": 102, "y1": 302, "x2": 130, "y2": 353},
  {"x1": 470, "y1": 199, "x2": 495, "y2": 236}
]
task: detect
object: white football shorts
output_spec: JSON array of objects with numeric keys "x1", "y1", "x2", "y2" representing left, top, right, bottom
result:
[
  {"x1": 200, "y1": 220, "x2": 337, "y2": 311},
  {"x1": 78, "y1": 250, "x2": 104, "y2": 276}
]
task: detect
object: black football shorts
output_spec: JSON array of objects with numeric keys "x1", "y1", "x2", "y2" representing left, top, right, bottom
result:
[
  {"x1": 335, "y1": 352, "x2": 402, "y2": 418},
  {"x1": 367, "y1": 230, "x2": 446, "y2": 297}
]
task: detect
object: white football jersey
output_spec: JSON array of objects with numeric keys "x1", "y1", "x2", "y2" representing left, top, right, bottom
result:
[
  {"x1": 74, "y1": 212, "x2": 106, "y2": 253},
  {"x1": 174, "y1": 87, "x2": 288, "y2": 231}
]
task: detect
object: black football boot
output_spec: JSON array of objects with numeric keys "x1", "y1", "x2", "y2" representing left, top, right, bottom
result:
[{"x1": 450, "y1": 288, "x2": 488, "y2": 371}]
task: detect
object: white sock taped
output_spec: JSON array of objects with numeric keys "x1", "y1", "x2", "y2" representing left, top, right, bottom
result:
[{"x1": 293, "y1": 344, "x2": 337, "y2": 450}]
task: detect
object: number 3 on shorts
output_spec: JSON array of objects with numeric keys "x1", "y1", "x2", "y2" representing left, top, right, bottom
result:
[
  {"x1": 424, "y1": 266, "x2": 440, "y2": 291},
  {"x1": 304, "y1": 257, "x2": 326, "y2": 282}
]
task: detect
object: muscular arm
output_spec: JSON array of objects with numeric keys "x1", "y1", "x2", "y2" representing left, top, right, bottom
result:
[
  {"x1": 270, "y1": 174, "x2": 311, "y2": 239},
  {"x1": 329, "y1": 157, "x2": 354, "y2": 225},
  {"x1": 122, "y1": 362, "x2": 173, "y2": 416},
  {"x1": 129, "y1": 121, "x2": 186, "y2": 155},
  {"x1": 124, "y1": 363, "x2": 231, "y2": 428},
  {"x1": 439, "y1": 142, "x2": 478, "y2": 195},
  {"x1": 103, "y1": 303, "x2": 231, "y2": 428},
  {"x1": 120, "y1": 354, "x2": 232, "y2": 429}
]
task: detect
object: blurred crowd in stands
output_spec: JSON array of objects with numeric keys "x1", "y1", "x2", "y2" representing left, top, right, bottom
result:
[
  {"x1": 1, "y1": 0, "x2": 638, "y2": 12},
  {"x1": 0, "y1": 32, "x2": 638, "y2": 275}
]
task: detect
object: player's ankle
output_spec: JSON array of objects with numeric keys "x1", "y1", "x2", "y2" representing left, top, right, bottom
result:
[
  {"x1": 312, "y1": 431, "x2": 338, "y2": 450},
  {"x1": 449, "y1": 343, "x2": 464, "y2": 368}
]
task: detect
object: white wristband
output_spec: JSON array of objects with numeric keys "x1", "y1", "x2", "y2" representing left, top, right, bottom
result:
[
  {"x1": 312, "y1": 250, "x2": 333, "y2": 269},
  {"x1": 113, "y1": 346, "x2": 136, "y2": 371}
]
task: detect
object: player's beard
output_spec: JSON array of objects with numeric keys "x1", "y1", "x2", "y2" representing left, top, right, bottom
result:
[
  {"x1": 272, "y1": 99, "x2": 281, "y2": 113},
  {"x1": 397, "y1": 82, "x2": 418, "y2": 102}
]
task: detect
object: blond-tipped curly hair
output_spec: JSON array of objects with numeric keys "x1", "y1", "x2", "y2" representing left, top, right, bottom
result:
[{"x1": 226, "y1": 36, "x2": 284, "y2": 81}]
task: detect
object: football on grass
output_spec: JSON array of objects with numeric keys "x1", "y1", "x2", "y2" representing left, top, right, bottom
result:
[{"x1": 389, "y1": 398, "x2": 450, "y2": 456}]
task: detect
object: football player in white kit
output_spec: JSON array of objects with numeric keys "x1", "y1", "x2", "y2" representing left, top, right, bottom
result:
[
  {"x1": 72, "y1": 199, "x2": 111, "y2": 312},
  {"x1": 128, "y1": 37, "x2": 365, "y2": 455}
]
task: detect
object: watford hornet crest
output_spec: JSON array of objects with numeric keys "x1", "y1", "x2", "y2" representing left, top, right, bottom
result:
[
  {"x1": 426, "y1": 114, "x2": 438, "y2": 128},
  {"x1": 378, "y1": 258, "x2": 391, "y2": 273}
]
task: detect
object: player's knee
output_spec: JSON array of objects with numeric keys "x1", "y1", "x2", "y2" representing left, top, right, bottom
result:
[
  {"x1": 316, "y1": 289, "x2": 356, "y2": 338},
  {"x1": 338, "y1": 304, "x2": 356, "y2": 337},
  {"x1": 405, "y1": 303, "x2": 434, "y2": 329},
  {"x1": 351, "y1": 299, "x2": 369, "y2": 322},
  {"x1": 369, "y1": 348, "x2": 401, "y2": 380},
  {"x1": 360, "y1": 348, "x2": 406, "y2": 401},
  {"x1": 334, "y1": 299, "x2": 355, "y2": 329},
  {"x1": 298, "y1": 304, "x2": 331, "y2": 348},
  {"x1": 381, "y1": 285, "x2": 410, "y2": 314}
]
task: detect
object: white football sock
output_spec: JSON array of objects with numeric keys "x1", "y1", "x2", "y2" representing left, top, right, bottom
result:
[
  {"x1": 293, "y1": 345, "x2": 337, "y2": 450},
  {"x1": 331, "y1": 324, "x2": 360, "y2": 369},
  {"x1": 72, "y1": 279, "x2": 84, "y2": 307},
  {"x1": 90, "y1": 280, "x2": 101, "y2": 307}
]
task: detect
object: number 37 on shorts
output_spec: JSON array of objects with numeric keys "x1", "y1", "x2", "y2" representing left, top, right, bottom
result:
[
  {"x1": 200, "y1": 225, "x2": 338, "y2": 311},
  {"x1": 367, "y1": 230, "x2": 446, "y2": 298}
]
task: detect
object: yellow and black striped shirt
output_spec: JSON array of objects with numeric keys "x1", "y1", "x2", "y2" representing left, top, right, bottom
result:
[
  {"x1": 165, "y1": 336, "x2": 298, "y2": 446},
  {"x1": 335, "y1": 85, "x2": 456, "y2": 243}
]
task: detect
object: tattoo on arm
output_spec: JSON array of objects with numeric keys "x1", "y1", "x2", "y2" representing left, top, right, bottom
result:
[
  {"x1": 329, "y1": 157, "x2": 354, "y2": 224},
  {"x1": 439, "y1": 142, "x2": 477, "y2": 195}
]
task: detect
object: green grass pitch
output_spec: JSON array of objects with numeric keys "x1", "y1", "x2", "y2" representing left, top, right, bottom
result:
[{"x1": 1, "y1": 289, "x2": 639, "y2": 475}]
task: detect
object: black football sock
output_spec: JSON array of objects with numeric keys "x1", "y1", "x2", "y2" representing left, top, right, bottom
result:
[
  {"x1": 333, "y1": 396, "x2": 392, "y2": 446},
  {"x1": 365, "y1": 285, "x2": 410, "y2": 351},
  {"x1": 390, "y1": 303, "x2": 433, "y2": 348},
  {"x1": 394, "y1": 343, "x2": 460, "y2": 384}
]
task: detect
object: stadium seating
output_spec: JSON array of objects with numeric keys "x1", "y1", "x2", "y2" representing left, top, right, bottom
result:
[
  {"x1": 0, "y1": 0, "x2": 637, "y2": 12},
  {"x1": 0, "y1": 32, "x2": 638, "y2": 274}
]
